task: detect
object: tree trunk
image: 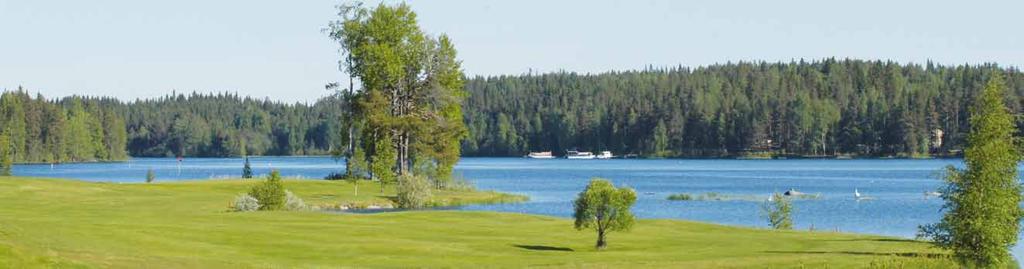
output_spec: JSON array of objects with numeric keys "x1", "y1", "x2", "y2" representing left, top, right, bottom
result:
[
  {"x1": 596, "y1": 229, "x2": 607, "y2": 250},
  {"x1": 344, "y1": 56, "x2": 356, "y2": 177}
]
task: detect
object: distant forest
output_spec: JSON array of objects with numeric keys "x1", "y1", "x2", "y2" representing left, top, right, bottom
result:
[
  {"x1": 463, "y1": 59, "x2": 1022, "y2": 158},
  {"x1": 1, "y1": 59, "x2": 1022, "y2": 161},
  {"x1": 0, "y1": 91, "x2": 128, "y2": 163}
]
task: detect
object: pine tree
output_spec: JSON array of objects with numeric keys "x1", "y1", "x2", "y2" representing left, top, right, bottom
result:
[{"x1": 242, "y1": 157, "x2": 253, "y2": 179}]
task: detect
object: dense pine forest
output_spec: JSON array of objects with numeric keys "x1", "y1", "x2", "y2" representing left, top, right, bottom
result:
[
  {"x1": 0, "y1": 90, "x2": 128, "y2": 163},
  {"x1": 121, "y1": 93, "x2": 345, "y2": 157},
  {"x1": 3, "y1": 59, "x2": 1022, "y2": 161},
  {"x1": 461, "y1": 59, "x2": 1023, "y2": 158}
]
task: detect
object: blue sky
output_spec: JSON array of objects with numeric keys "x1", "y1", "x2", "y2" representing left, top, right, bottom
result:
[{"x1": 1, "y1": 0, "x2": 1021, "y2": 102}]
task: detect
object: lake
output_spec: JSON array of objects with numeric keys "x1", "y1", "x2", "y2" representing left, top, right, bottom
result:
[{"x1": 11, "y1": 156, "x2": 1024, "y2": 262}]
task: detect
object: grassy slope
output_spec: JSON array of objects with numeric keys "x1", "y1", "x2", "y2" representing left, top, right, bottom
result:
[{"x1": 0, "y1": 177, "x2": 954, "y2": 268}]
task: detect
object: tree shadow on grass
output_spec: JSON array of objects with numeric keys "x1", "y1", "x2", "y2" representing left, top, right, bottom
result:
[
  {"x1": 513, "y1": 244, "x2": 574, "y2": 252},
  {"x1": 763, "y1": 250, "x2": 947, "y2": 259},
  {"x1": 822, "y1": 238, "x2": 922, "y2": 243}
]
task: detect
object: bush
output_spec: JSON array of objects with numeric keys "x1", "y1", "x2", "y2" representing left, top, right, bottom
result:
[
  {"x1": 324, "y1": 172, "x2": 346, "y2": 180},
  {"x1": 762, "y1": 192, "x2": 793, "y2": 230},
  {"x1": 285, "y1": 190, "x2": 307, "y2": 211},
  {"x1": 231, "y1": 193, "x2": 260, "y2": 212},
  {"x1": 667, "y1": 193, "x2": 693, "y2": 201},
  {"x1": 396, "y1": 174, "x2": 432, "y2": 209},
  {"x1": 249, "y1": 170, "x2": 286, "y2": 210}
]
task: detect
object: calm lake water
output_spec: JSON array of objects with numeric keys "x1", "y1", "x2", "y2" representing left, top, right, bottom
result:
[{"x1": 12, "y1": 156, "x2": 1024, "y2": 262}]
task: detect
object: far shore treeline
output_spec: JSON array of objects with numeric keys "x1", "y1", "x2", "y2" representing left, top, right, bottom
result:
[
  {"x1": 0, "y1": 91, "x2": 128, "y2": 163},
  {"x1": 2, "y1": 60, "x2": 1022, "y2": 161}
]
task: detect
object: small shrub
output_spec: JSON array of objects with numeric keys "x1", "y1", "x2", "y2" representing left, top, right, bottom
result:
[
  {"x1": 146, "y1": 169, "x2": 156, "y2": 183},
  {"x1": 231, "y1": 193, "x2": 260, "y2": 212},
  {"x1": 249, "y1": 170, "x2": 286, "y2": 210},
  {"x1": 285, "y1": 190, "x2": 307, "y2": 211},
  {"x1": 396, "y1": 174, "x2": 433, "y2": 209},
  {"x1": 324, "y1": 172, "x2": 346, "y2": 180},
  {"x1": 667, "y1": 193, "x2": 693, "y2": 201},
  {"x1": 762, "y1": 192, "x2": 793, "y2": 230}
]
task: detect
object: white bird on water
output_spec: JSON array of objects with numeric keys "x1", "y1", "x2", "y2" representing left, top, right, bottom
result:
[{"x1": 854, "y1": 188, "x2": 862, "y2": 199}]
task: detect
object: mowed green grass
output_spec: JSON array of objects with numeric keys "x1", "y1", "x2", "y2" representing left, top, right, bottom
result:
[{"x1": 0, "y1": 177, "x2": 955, "y2": 268}]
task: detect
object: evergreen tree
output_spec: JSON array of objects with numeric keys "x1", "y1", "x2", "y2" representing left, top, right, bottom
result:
[
  {"x1": 0, "y1": 132, "x2": 11, "y2": 176},
  {"x1": 0, "y1": 92, "x2": 27, "y2": 162},
  {"x1": 242, "y1": 157, "x2": 253, "y2": 179},
  {"x1": 922, "y1": 74, "x2": 1023, "y2": 267}
]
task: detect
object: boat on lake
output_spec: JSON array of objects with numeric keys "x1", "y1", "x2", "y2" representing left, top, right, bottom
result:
[
  {"x1": 526, "y1": 151, "x2": 555, "y2": 159},
  {"x1": 596, "y1": 151, "x2": 614, "y2": 159},
  {"x1": 566, "y1": 150, "x2": 596, "y2": 159}
]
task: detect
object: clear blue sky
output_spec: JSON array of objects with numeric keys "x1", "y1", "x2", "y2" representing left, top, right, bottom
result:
[{"x1": 1, "y1": 0, "x2": 1021, "y2": 103}]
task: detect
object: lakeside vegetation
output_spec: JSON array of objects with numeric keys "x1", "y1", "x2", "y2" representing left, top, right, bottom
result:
[{"x1": 0, "y1": 176, "x2": 955, "y2": 268}]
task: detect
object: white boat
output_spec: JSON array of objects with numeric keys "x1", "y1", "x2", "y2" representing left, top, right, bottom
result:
[
  {"x1": 566, "y1": 150, "x2": 596, "y2": 159},
  {"x1": 526, "y1": 151, "x2": 555, "y2": 159},
  {"x1": 596, "y1": 151, "x2": 613, "y2": 159}
]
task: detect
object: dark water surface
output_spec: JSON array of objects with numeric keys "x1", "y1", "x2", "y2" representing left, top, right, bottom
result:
[{"x1": 13, "y1": 157, "x2": 1024, "y2": 262}]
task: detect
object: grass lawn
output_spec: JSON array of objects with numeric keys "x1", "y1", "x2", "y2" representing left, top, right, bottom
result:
[{"x1": 0, "y1": 176, "x2": 955, "y2": 268}]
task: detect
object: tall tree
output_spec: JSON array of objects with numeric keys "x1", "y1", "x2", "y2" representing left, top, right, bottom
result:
[
  {"x1": 0, "y1": 91, "x2": 27, "y2": 162},
  {"x1": 328, "y1": 2, "x2": 467, "y2": 183},
  {"x1": 922, "y1": 74, "x2": 1023, "y2": 267}
]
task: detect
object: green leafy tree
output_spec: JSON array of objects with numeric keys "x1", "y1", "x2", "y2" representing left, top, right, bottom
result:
[
  {"x1": 371, "y1": 132, "x2": 396, "y2": 193},
  {"x1": 651, "y1": 120, "x2": 669, "y2": 157},
  {"x1": 242, "y1": 157, "x2": 253, "y2": 179},
  {"x1": 327, "y1": 2, "x2": 467, "y2": 181},
  {"x1": 921, "y1": 74, "x2": 1023, "y2": 268},
  {"x1": 249, "y1": 170, "x2": 286, "y2": 210},
  {"x1": 573, "y1": 178, "x2": 637, "y2": 250},
  {"x1": 762, "y1": 192, "x2": 793, "y2": 230}
]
